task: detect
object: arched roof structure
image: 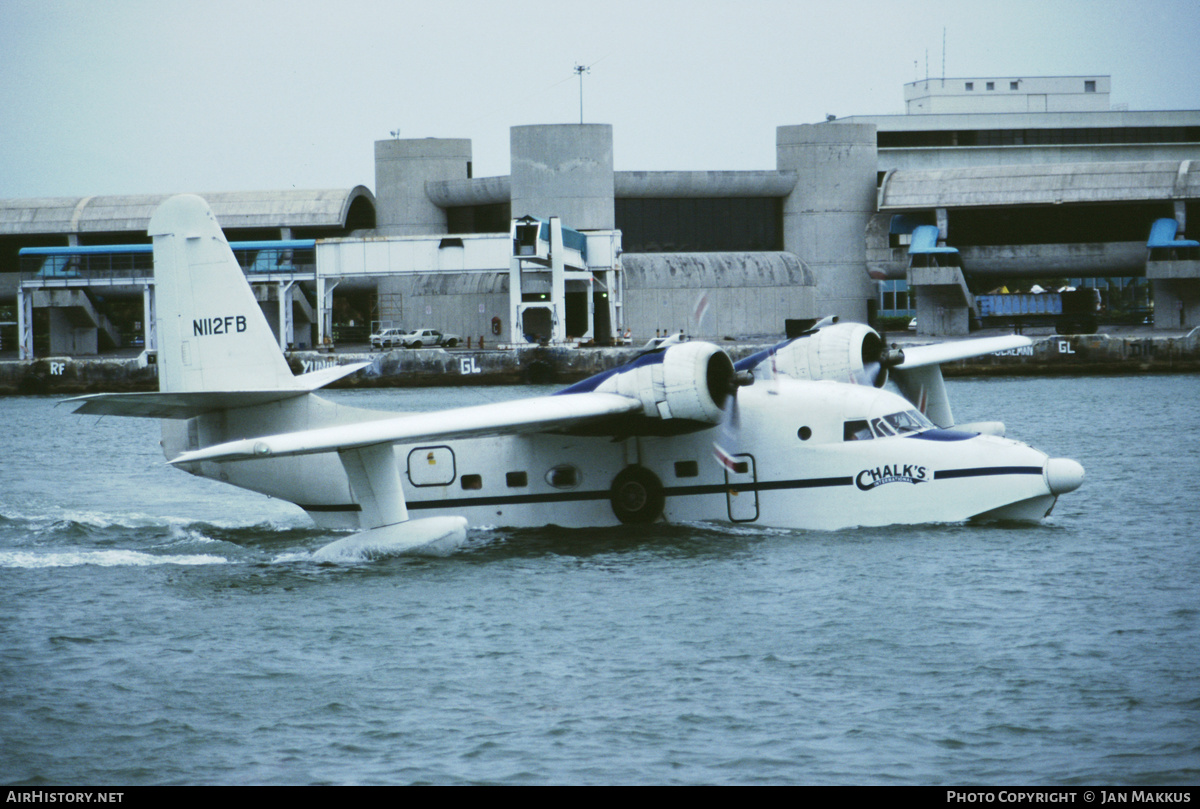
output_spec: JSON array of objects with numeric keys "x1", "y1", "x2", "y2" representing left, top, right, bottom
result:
[
  {"x1": 878, "y1": 160, "x2": 1199, "y2": 209},
  {"x1": 0, "y1": 187, "x2": 375, "y2": 236}
]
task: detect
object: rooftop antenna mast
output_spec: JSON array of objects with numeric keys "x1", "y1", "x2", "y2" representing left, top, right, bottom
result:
[
  {"x1": 941, "y1": 27, "x2": 946, "y2": 87},
  {"x1": 574, "y1": 63, "x2": 590, "y2": 124}
]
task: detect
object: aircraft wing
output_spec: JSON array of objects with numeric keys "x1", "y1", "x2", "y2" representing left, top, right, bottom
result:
[
  {"x1": 890, "y1": 335, "x2": 1031, "y2": 428},
  {"x1": 894, "y1": 335, "x2": 1031, "y2": 368},
  {"x1": 170, "y1": 392, "x2": 642, "y2": 465}
]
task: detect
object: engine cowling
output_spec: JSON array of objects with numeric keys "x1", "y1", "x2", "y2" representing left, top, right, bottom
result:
[
  {"x1": 564, "y1": 341, "x2": 736, "y2": 434},
  {"x1": 744, "y1": 322, "x2": 889, "y2": 388}
]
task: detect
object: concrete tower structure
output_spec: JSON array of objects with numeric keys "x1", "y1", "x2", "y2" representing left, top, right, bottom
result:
[
  {"x1": 777, "y1": 123, "x2": 878, "y2": 323},
  {"x1": 374, "y1": 138, "x2": 473, "y2": 235},
  {"x1": 510, "y1": 124, "x2": 615, "y2": 230}
]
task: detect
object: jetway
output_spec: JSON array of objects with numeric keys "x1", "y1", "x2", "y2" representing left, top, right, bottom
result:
[
  {"x1": 15, "y1": 242, "x2": 317, "y2": 360},
  {"x1": 508, "y1": 216, "x2": 620, "y2": 346}
]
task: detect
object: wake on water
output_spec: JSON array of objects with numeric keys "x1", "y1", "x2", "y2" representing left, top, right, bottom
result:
[{"x1": 0, "y1": 506, "x2": 477, "y2": 569}]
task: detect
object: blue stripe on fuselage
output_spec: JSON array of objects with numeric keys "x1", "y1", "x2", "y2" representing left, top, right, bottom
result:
[{"x1": 555, "y1": 349, "x2": 668, "y2": 395}]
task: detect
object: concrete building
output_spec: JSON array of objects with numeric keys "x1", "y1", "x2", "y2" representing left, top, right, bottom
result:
[
  {"x1": 4, "y1": 74, "x2": 1200, "y2": 358},
  {"x1": 383, "y1": 123, "x2": 854, "y2": 335},
  {"x1": 2, "y1": 190, "x2": 375, "y2": 358},
  {"x1": 834, "y1": 76, "x2": 1200, "y2": 334},
  {"x1": 904, "y1": 75, "x2": 1113, "y2": 115}
]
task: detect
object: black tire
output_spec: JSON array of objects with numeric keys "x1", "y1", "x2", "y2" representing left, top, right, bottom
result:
[
  {"x1": 410, "y1": 340, "x2": 422, "y2": 349},
  {"x1": 446, "y1": 338, "x2": 458, "y2": 348},
  {"x1": 610, "y1": 466, "x2": 665, "y2": 524}
]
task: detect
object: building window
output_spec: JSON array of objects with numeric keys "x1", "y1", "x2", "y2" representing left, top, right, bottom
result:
[
  {"x1": 880, "y1": 279, "x2": 913, "y2": 316},
  {"x1": 1010, "y1": 81, "x2": 1019, "y2": 90},
  {"x1": 615, "y1": 197, "x2": 783, "y2": 253},
  {"x1": 1085, "y1": 80, "x2": 1096, "y2": 92},
  {"x1": 965, "y1": 82, "x2": 974, "y2": 91},
  {"x1": 986, "y1": 82, "x2": 995, "y2": 91}
]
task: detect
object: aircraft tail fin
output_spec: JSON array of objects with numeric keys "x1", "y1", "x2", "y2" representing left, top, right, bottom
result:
[{"x1": 149, "y1": 194, "x2": 299, "y2": 393}]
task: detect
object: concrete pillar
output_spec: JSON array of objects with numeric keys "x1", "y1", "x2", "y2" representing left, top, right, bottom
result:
[
  {"x1": 777, "y1": 123, "x2": 878, "y2": 323},
  {"x1": 1150, "y1": 279, "x2": 1200, "y2": 330},
  {"x1": 510, "y1": 124, "x2": 614, "y2": 230},
  {"x1": 316, "y1": 278, "x2": 338, "y2": 349},
  {"x1": 1145, "y1": 254, "x2": 1200, "y2": 331},
  {"x1": 278, "y1": 280, "x2": 294, "y2": 351},
  {"x1": 142, "y1": 282, "x2": 156, "y2": 353},
  {"x1": 374, "y1": 138, "x2": 472, "y2": 236},
  {"x1": 33, "y1": 289, "x2": 101, "y2": 355},
  {"x1": 17, "y1": 287, "x2": 33, "y2": 360}
]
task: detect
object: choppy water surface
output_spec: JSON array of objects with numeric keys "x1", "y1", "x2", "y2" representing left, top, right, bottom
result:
[{"x1": 2, "y1": 377, "x2": 1198, "y2": 785}]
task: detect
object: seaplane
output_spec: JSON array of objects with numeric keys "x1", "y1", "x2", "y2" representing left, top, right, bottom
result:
[{"x1": 68, "y1": 195, "x2": 1083, "y2": 556}]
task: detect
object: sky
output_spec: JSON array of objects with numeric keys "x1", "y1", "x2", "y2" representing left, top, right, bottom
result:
[{"x1": 2, "y1": 0, "x2": 1199, "y2": 199}]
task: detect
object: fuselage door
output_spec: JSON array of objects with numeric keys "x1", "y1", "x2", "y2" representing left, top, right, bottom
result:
[
  {"x1": 725, "y1": 453, "x2": 759, "y2": 522},
  {"x1": 407, "y1": 445, "x2": 457, "y2": 486}
]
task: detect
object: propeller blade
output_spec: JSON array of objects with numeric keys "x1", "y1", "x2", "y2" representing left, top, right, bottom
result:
[{"x1": 712, "y1": 371, "x2": 752, "y2": 472}]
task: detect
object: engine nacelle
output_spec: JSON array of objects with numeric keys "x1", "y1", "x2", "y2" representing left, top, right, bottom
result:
[
  {"x1": 744, "y1": 322, "x2": 888, "y2": 388},
  {"x1": 564, "y1": 341, "x2": 735, "y2": 434}
]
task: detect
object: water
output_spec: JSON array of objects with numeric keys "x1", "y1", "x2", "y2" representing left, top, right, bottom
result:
[{"x1": 2, "y1": 377, "x2": 1198, "y2": 785}]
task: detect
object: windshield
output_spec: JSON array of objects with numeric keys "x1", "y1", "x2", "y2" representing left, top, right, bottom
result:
[
  {"x1": 882, "y1": 409, "x2": 935, "y2": 434},
  {"x1": 845, "y1": 409, "x2": 934, "y2": 441}
]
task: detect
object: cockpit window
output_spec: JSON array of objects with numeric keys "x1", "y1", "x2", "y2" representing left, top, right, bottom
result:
[
  {"x1": 882, "y1": 409, "x2": 935, "y2": 434},
  {"x1": 845, "y1": 409, "x2": 933, "y2": 442}
]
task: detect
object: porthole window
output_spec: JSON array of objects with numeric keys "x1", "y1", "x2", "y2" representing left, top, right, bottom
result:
[
  {"x1": 546, "y1": 465, "x2": 580, "y2": 489},
  {"x1": 797, "y1": 426, "x2": 812, "y2": 441}
]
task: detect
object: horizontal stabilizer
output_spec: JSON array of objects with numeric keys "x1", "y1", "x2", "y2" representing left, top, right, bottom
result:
[
  {"x1": 65, "y1": 361, "x2": 372, "y2": 418},
  {"x1": 292, "y1": 361, "x2": 373, "y2": 390},
  {"x1": 895, "y1": 335, "x2": 1031, "y2": 369},
  {"x1": 170, "y1": 392, "x2": 643, "y2": 465},
  {"x1": 66, "y1": 390, "x2": 312, "y2": 418}
]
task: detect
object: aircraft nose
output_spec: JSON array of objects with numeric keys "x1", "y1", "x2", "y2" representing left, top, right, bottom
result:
[{"x1": 1045, "y1": 458, "x2": 1085, "y2": 495}]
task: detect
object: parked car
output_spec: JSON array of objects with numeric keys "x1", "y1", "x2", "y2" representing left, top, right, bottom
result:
[
  {"x1": 400, "y1": 328, "x2": 460, "y2": 348},
  {"x1": 370, "y1": 327, "x2": 407, "y2": 349}
]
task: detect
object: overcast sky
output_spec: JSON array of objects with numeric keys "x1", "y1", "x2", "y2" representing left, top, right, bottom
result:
[{"x1": 2, "y1": 0, "x2": 1198, "y2": 199}]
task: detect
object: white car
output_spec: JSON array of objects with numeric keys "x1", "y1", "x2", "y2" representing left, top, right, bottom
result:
[
  {"x1": 370, "y1": 327, "x2": 406, "y2": 349},
  {"x1": 400, "y1": 328, "x2": 460, "y2": 349}
]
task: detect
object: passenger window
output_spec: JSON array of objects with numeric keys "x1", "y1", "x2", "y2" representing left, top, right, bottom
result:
[
  {"x1": 506, "y1": 471, "x2": 528, "y2": 488},
  {"x1": 674, "y1": 461, "x2": 699, "y2": 478},
  {"x1": 843, "y1": 420, "x2": 873, "y2": 441},
  {"x1": 461, "y1": 474, "x2": 482, "y2": 490},
  {"x1": 546, "y1": 465, "x2": 579, "y2": 489}
]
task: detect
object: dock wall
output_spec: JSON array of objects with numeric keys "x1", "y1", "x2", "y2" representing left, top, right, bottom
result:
[{"x1": 3, "y1": 333, "x2": 1199, "y2": 395}]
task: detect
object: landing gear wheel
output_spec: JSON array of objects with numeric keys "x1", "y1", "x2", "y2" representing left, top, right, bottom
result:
[{"x1": 610, "y1": 466, "x2": 665, "y2": 524}]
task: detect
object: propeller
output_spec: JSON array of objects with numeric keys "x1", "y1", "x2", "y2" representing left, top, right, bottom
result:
[
  {"x1": 854, "y1": 330, "x2": 906, "y2": 388},
  {"x1": 712, "y1": 370, "x2": 754, "y2": 474}
]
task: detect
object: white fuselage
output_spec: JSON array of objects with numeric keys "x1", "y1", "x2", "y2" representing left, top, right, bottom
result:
[{"x1": 171, "y1": 379, "x2": 1067, "y2": 532}]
